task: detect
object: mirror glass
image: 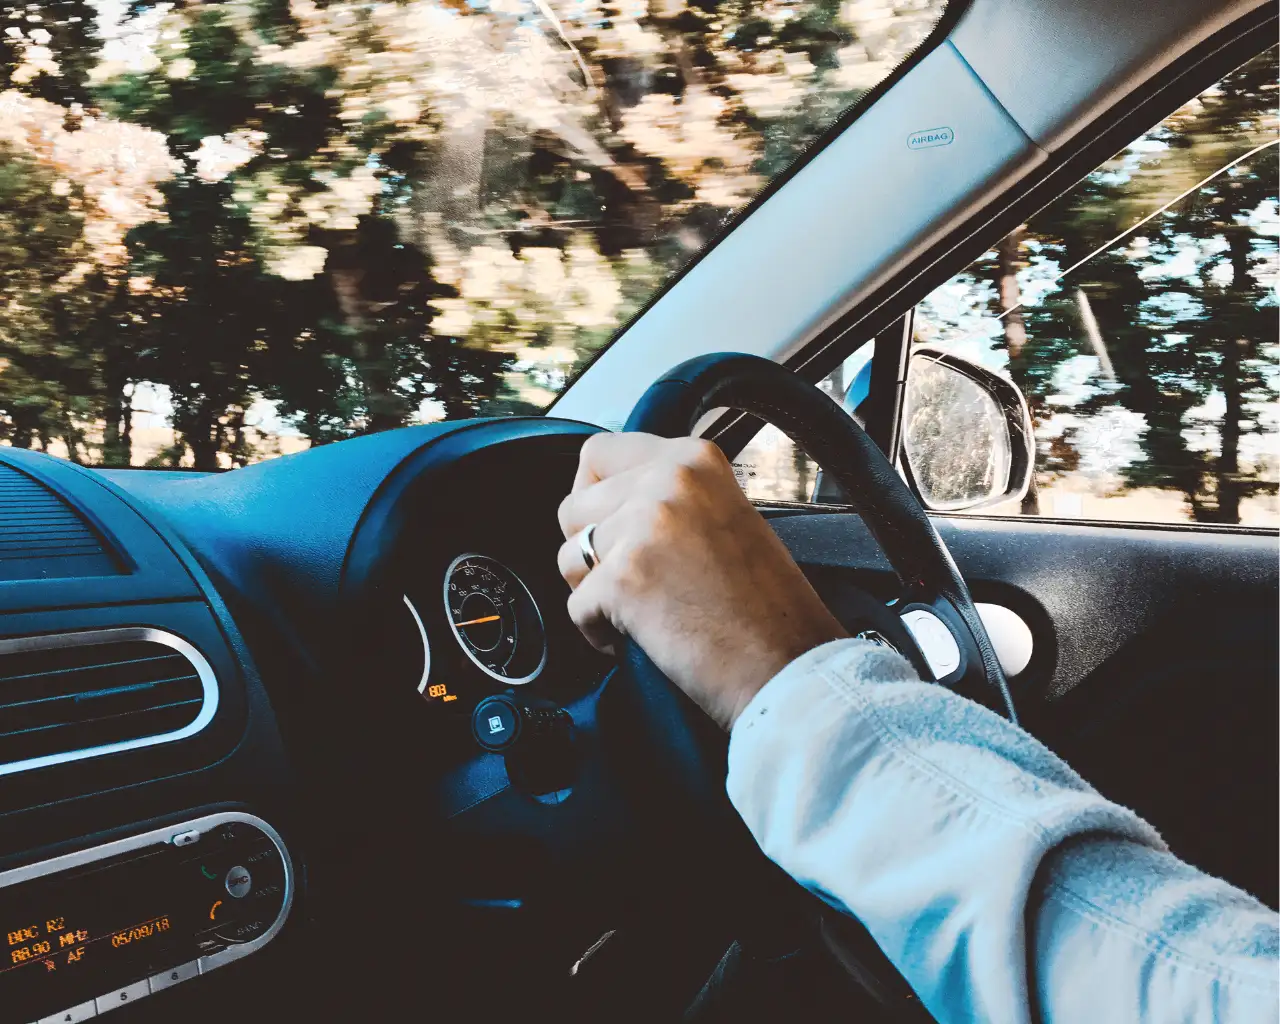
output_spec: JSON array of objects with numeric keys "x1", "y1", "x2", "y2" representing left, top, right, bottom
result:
[{"x1": 903, "y1": 355, "x2": 1012, "y2": 510}]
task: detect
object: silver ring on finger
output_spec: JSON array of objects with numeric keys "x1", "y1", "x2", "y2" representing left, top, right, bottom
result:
[{"x1": 579, "y1": 523, "x2": 600, "y2": 571}]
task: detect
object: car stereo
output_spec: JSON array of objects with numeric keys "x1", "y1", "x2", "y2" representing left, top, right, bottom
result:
[{"x1": 0, "y1": 812, "x2": 293, "y2": 1023}]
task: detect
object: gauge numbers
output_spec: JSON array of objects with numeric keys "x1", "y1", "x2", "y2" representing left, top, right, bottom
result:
[{"x1": 444, "y1": 554, "x2": 546, "y2": 685}]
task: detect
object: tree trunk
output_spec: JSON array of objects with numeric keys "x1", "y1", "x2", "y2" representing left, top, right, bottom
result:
[
  {"x1": 997, "y1": 226, "x2": 1038, "y2": 513},
  {"x1": 101, "y1": 369, "x2": 132, "y2": 467},
  {"x1": 330, "y1": 266, "x2": 409, "y2": 433},
  {"x1": 1208, "y1": 226, "x2": 1252, "y2": 525},
  {"x1": 60, "y1": 413, "x2": 84, "y2": 464},
  {"x1": 184, "y1": 401, "x2": 221, "y2": 472},
  {"x1": 121, "y1": 391, "x2": 133, "y2": 460},
  {"x1": 997, "y1": 226, "x2": 1028, "y2": 359},
  {"x1": 227, "y1": 407, "x2": 249, "y2": 468},
  {"x1": 9, "y1": 416, "x2": 34, "y2": 449},
  {"x1": 1214, "y1": 336, "x2": 1245, "y2": 524}
]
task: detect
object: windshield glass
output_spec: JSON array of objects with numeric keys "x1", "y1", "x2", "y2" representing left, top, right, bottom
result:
[{"x1": 0, "y1": 0, "x2": 945, "y2": 468}]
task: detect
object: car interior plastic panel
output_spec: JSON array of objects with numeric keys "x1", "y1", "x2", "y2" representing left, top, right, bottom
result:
[
  {"x1": 767, "y1": 510, "x2": 1278, "y2": 700},
  {"x1": 0, "y1": 451, "x2": 297, "y2": 925},
  {"x1": 950, "y1": 0, "x2": 1270, "y2": 151}
]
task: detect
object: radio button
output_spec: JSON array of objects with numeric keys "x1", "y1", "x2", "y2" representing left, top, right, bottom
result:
[
  {"x1": 37, "y1": 1000, "x2": 96, "y2": 1023},
  {"x1": 95, "y1": 980, "x2": 149, "y2": 1014},
  {"x1": 213, "y1": 914, "x2": 270, "y2": 945},
  {"x1": 243, "y1": 845, "x2": 279, "y2": 868},
  {"x1": 224, "y1": 866, "x2": 252, "y2": 899},
  {"x1": 149, "y1": 960, "x2": 200, "y2": 993}
]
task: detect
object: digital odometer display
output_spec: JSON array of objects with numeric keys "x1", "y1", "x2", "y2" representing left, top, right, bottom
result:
[{"x1": 444, "y1": 554, "x2": 546, "y2": 685}]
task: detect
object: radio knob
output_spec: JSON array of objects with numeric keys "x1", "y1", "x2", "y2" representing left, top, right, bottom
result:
[{"x1": 224, "y1": 866, "x2": 252, "y2": 899}]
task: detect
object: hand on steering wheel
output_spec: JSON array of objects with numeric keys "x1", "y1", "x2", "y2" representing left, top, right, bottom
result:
[
  {"x1": 557, "y1": 431, "x2": 847, "y2": 729},
  {"x1": 558, "y1": 352, "x2": 1016, "y2": 727}
]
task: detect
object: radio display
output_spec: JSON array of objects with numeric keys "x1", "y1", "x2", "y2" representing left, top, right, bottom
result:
[
  {"x1": 1, "y1": 848, "x2": 191, "y2": 1019},
  {"x1": 0, "y1": 819, "x2": 288, "y2": 1022}
]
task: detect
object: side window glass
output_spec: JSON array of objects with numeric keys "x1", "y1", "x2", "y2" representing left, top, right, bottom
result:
[
  {"x1": 734, "y1": 343, "x2": 874, "y2": 503},
  {"x1": 912, "y1": 47, "x2": 1278, "y2": 526}
]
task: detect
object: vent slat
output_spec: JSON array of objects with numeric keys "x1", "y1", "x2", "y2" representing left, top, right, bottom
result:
[
  {"x1": 0, "y1": 683, "x2": 202, "y2": 737},
  {"x1": 0, "y1": 537, "x2": 94, "y2": 544},
  {"x1": 0, "y1": 697, "x2": 202, "y2": 740},
  {"x1": 0, "y1": 464, "x2": 116, "y2": 579},
  {"x1": 0, "y1": 651, "x2": 184, "y2": 685},
  {"x1": 0, "y1": 540, "x2": 103, "y2": 553},
  {"x1": 0, "y1": 634, "x2": 209, "y2": 769},
  {"x1": 0, "y1": 672, "x2": 201, "y2": 712},
  {"x1": 0, "y1": 526, "x2": 94, "y2": 537}
]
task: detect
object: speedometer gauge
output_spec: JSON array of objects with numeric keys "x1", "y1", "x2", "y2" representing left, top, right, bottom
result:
[{"x1": 444, "y1": 554, "x2": 547, "y2": 685}]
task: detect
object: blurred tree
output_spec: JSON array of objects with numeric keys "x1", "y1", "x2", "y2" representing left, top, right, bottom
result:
[
  {"x1": 125, "y1": 178, "x2": 271, "y2": 470},
  {"x1": 917, "y1": 47, "x2": 1277, "y2": 523},
  {"x1": 0, "y1": 143, "x2": 101, "y2": 458},
  {"x1": 0, "y1": 2, "x2": 98, "y2": 108},
  {"x1": 1124, "y1": 144, "x2": 1278, "y2": 522},
  {"x1": 99, "y1": 1, "x2": 520, "y2": 455}
]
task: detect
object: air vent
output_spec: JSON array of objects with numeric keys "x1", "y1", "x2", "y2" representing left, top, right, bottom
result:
[
  {"x1": 0, "y1": 463, "x2": 118, "y2": 580},
  {"x1": 0, "y1": 628, "x2": 218, "y2": 776}
]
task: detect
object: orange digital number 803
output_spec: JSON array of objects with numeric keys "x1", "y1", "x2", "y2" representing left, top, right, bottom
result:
[{"x1": 427, "y1": 684, "x2": 448, "y2": 698}]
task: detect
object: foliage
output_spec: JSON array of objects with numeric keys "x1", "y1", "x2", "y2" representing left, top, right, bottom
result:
[
  {"x1": 0, "y1": 143, "x2": 98, "y2": 457},
  {"x1": 0, "y1": 1, "x2": 1272, "y2": 526},
  {"x1": 917, "y1": 47, "x2": 1278, "y2": 523}
]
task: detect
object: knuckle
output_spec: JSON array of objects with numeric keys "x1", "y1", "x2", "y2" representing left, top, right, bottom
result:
[
  {"x1": 580, "y1": 431, "x2": 615, "y2": 469},
  {"x1": 556, "y1": 541, "x2": 578, "y2": 581},
  {"x1": 681, "y1": 437, "x2": 725, "y2": 472},
  {"x1": 666, "y1": 460, "x2": 699, "y2": 497},
  {"x1": 556, "y1": 492, "x2": 575, "y2": 535},
  {"x1": 609, "y1": 543, "x2": 647, "y2": 591},
  {"x1": 647, "y1": 496, "x2": 680, "y2": 536}
]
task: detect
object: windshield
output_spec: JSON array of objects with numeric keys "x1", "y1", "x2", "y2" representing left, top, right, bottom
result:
[{"x1": 0, "y1": 0, "x2": 946, "y2": 469}]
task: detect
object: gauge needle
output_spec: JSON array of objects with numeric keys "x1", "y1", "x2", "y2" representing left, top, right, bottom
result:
[{"x1": 454, "y1": 614, "x2": 501, "y2": 627}]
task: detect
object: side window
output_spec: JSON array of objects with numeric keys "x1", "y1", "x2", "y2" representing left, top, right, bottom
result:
[
  {"x1": 913, "y1": 47, "x2": 1279, "y2": 526},
  {"x1": 734, "y1": 343, "x2": 874, "y2": 503}
]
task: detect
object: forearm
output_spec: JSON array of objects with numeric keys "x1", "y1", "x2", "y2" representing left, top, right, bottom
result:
[{"x1": 726, "y1": 639, "x2": 1279, "y2": 1023}]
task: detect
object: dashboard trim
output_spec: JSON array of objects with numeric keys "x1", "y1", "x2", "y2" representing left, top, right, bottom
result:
[
  {"x1": 403, "y1": 594, "x2": 433, "y2": 695},
  {"x1": 0, "y1": 627, "x2": 220, "y2": 779}
]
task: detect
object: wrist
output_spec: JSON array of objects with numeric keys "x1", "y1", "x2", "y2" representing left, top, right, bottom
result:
[{"x1": 722, "y1": 616, "x2": 848, "y2": 729}]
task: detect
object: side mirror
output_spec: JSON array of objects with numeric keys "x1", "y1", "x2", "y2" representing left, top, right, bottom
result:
[{"x1": 900, "y1": 346, "x2": 1034, "y2": 511}]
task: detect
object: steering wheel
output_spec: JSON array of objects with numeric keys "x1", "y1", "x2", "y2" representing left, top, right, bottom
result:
[
  {"x1": 592, "y1": 352, "x2": 1016, "y2": 1018},
  {"x1": 621, "y1": 351, "x2": 1016, "y2": 722}
]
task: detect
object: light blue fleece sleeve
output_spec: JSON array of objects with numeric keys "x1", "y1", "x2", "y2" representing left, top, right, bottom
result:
[{"x1": 726, "y1": 638, "x2": 1279, "y2": 1023}]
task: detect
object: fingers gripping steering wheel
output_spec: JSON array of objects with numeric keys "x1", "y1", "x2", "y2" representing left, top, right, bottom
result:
[{"x1": 621, "y1": 351, "x2": 1017, "y2": 723}]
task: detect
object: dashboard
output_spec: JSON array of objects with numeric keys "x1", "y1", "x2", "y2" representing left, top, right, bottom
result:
[{"x1": 0, "y1": 418, "x2": 618, "y2": 1023}]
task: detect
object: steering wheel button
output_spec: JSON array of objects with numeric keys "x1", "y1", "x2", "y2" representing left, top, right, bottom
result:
[
  {"x1": 900, "y1": 609, "x2": 961, "y2": 679},
  {"x1": 224, "y1": 866, "x2": 252, "y2": 899}
]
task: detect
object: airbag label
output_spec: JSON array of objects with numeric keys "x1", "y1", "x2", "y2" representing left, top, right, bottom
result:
[{"x1": 907, "y1": 126, "x2": 954, "y2": 150}]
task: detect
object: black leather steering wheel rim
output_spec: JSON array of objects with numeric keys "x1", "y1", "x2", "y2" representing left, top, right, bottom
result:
[{"x1": 622, "y1": 351, "x2": 1016, "y2": 722}]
